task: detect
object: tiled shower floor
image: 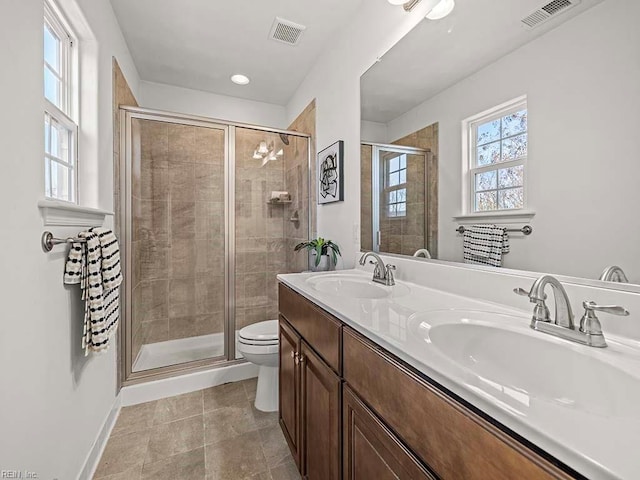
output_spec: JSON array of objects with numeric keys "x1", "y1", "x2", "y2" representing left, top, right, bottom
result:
[{"x1": 93, "y1": 378, "x2": 301, "y2": 480}]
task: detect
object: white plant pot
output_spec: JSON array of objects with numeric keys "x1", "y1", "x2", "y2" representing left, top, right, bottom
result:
[{"x1": 310, "y1": 253, "x2": 334, "y2": 272}]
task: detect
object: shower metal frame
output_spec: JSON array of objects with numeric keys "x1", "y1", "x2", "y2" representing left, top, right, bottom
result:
[
  {"x1": 362, "y1": 142, "x2": 429, "y2": 253},
  {"x1": 119, "y1": 106, "x2": 312, "y2": 386}
]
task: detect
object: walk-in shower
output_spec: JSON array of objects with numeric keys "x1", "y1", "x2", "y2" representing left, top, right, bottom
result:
[
  {"x1": 361, "y1": 143, "x2": 434, "y2": 256},
  {"x1": 119, "y1": 107, "x2": 311, "y2": 384}
]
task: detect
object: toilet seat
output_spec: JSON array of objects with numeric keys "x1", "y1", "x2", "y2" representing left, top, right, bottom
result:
[{"x1": 238, "y1": 320, "x2": 278, "y2": 345}]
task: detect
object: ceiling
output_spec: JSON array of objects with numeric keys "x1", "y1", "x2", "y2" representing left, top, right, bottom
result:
[
  {"x1": 361, "y1": 0, "x2": 604, "y2": 123},
  {"x1": 110, "y1": 0, "x2": 362, "y2": 105}
]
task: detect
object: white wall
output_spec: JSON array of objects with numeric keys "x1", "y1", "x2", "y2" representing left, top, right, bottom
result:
[
  {"x1": 385, "y1": 0, "x2": 640, "y2": 282},
  {"x1": 361, "y1": 120, "x2": 388, "y2": 144},
  {"x1": 0, "y1": 0, "x2": 139, "y2": 478},
  {"x1": 286, "y1": 0, "x2": 441, "y2": 268},
  {"x1": 140, "y1": 80, "x2": 288, "y2": 128}
]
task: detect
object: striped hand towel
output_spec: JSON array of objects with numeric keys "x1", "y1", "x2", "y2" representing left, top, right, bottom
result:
[
  {"x1": 64, "y1": 228, "x2": 122, "y2": 355},
  {"x1": 462, "y1": 224, "x2": 510, "y2": 267}
]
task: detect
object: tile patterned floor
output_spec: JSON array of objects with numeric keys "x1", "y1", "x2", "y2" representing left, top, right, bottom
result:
[{"x1": 93, "y1": 378, "x2": 301, "y2": 480}]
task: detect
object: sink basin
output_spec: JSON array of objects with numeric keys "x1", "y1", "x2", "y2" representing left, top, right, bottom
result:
[
  {"x1": 306, "y1": 274, "x2": 409, "y2": 299},
  {"x1": 410, "y1": 310, "x2": 640, "y2": 418}
]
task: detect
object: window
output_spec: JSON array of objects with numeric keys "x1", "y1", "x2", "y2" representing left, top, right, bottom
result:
[
  {"x1": 384, "y1": 153, "x2": 407, "y2": 218},
  {"x1": 44, "y1": 1, "x2": 77, "y2": 203},
  {"x1": 466, "y1": 97, "x2": 527, "y2": 213}
]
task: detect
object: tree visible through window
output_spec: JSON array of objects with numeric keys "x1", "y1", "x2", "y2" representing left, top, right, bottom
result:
[
  {"x1": 385, "y1": 153, "x2": 407, "y2": 218},
  {"x1": 44, "y1": 1, "x2": 77, "y2": 203},
  {"x1": 468, "y1": 99, "x2": 527, "y2": 212}
]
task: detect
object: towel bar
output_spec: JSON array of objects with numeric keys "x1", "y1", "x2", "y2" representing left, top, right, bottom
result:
[
  {"x1": 41, "y1": 231, "x2": 87, "y2": 252},
  {"x1": 456, "y1": 225, "x2": 533, "y2": 236}
]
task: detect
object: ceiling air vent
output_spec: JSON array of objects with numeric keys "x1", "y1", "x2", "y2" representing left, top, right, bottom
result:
[
  {"x1": 269, "y1": 17, "x2": 306, "y2": 46},
  {"x1": 521, "y1": 0, "x2": 580, "y2": 29}
]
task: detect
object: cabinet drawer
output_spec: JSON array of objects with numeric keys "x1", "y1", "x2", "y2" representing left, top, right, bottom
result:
[
  {"x1": 343, "y1": 327, "x2": 574, "y2": 480},
  {"x1": 343, "y1": 385, "x2": 436, "y2": 480},
  {"x1": 279, "y1": 283, "x2": 342, "y2": 373}
]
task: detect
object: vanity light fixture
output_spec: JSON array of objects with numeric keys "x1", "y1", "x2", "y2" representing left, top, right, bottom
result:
[
  {"x1": 230, "y1": 74, "x2": 250, "y2": 85},
  {"x1": 252, "y1": 150, "x2": 262, "y2": 160},
  {"x1": 257, "y1": 141, "x2": 269, "y2": 154},
  {"x1": 426, "y1": 0, "x2": 455, "y2": 20}
]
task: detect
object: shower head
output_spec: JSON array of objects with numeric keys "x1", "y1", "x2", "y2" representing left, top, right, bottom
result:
[{"x1": 279, "y1": 133, "x2": 290, "y2": 145}]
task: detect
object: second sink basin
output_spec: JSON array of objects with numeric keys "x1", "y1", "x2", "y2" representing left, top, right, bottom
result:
[
  {"x1": 409, "y1": 310, "x2": 640, "y2": 418},
  {"x1": 306, "y1": 274, "x2": 410, "y2": 299}
]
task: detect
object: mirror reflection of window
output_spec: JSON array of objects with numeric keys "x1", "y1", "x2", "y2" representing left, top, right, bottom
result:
[
  {"x1": 385, "y1": 153, "x2": 407, "y2": 218},
  {"x1": 466, "y1": 97, "x2": 528, "y2": 213}
]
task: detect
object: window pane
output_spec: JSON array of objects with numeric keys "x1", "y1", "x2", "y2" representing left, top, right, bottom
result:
[
  {"x1": 476, "y1": 141, "x2": 500, "y2": 166},
  {"x1": 502, "y1": 109, "x2": 527, "y2": 137},
  {"x1": 44, "y1": 24, "x2": 60, "y2": 72},
  {"x1": 44, "y1": 115, "x2": 51, "y2": 152},
  {"x1": 475, "y1": 170, "x2": 497, "y2": 192},
  {"x1": 498, "y1": 187, "x2": 524, "y2": 210},
  {"x1": 502, "y1": 134, "x2": 527, "y2": 161},
  {"x1": 476, "y1": 119, "x2": 500, "y2": 146},
  {"x1": 399, "y1": 169, "x2": 406, "y2": 184},
  {"x1": 388, "y1": 171, "x2": 400, "y2": 187},
  {"x1": 45, "y1": 158, "x2": 52, "y2": 197},
  {"x1": 388, "y1": 204, "x2": 397, "y2": 217},
  {"x1": 389, "y1": 156, "x2": 399, "y2": 172},
  {"x1": 397, "y1": 188, "x2": 406, "y2": 202},
  {"x1": 389, "y1": 190, "x2": 397, "y2": 203},
  {"x1": 399, "y1": 155, "x2": 406, "y2": 169},
  {"x1": 475, "y1": 191, "x2": 497, "y2": 212},
  {"x1": 498, "y1": 165, "x2": 524, "y2": 188},
  {"x1": 49, "y1": 119, "x2": 71, "y2": 161},
  {"x1": 44, "y1": 67, "x2": 60, "y2": 106},
  {"x1": 50, "y1": 162, "x2": 70, "y2": 200},
  {"x1": 397, "y1": 202, "x2": 406, "y2": 215}
]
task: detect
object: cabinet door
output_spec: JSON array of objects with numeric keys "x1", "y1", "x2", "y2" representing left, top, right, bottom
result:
[
  {"x1": 301, "y1": 341, "x2": 341, "y2": 480},
  {"x1": 279, "y1": 317, "x2": 301, "y2": 469},
  {"x1": 343, "y1": 386, "x2": 436, "y2": 480}
]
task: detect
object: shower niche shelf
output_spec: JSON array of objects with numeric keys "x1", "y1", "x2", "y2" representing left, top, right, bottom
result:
[{"x1": 267, "y1": 199, "x2": 292, "y2": 205}]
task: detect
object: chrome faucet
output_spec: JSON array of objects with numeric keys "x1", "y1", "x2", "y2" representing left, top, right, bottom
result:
[
  {"x1": 413, "y1": 249, "x2": 431, "y2": 259},
  {"x1": 359, "y1": 252, "x2": 396, "y2": 286},
  {"x1": 599, "y1": 265, "x2": 629, "y2": 283},
  {"x1": 515, "y1": 275, "x2": 629, "y2": 348}
]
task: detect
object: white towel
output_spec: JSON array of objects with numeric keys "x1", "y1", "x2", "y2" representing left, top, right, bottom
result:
[
  {"x1": 64, "y1": 228, "x2": 122, "y2": 355},
  {"x1": 462, "y1": 225, "x2": 510, "y2": 267}
]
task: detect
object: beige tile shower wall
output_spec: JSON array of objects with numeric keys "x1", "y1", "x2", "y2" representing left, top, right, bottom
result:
[
  {"x1": 392, "y1": 123, "x2": 439, "y2": 258},
  {"x1": 360, "y1": 145, "x2": 373, "y2": 252},
  {"x1": 286, "y1": 100, "x2": 316, "y2": 272},
  {"x1": 131, "y1": 119, "x2": 226, "y2": 364},
  {"x1": 235, "y1": 128, "x2": 287, "y2": 329}
]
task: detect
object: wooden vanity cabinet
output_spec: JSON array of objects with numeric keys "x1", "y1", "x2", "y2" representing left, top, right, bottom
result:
[
  {"x1": 279, "y1": 284, "x2": 342, "y2": 480},
  {"x1": 343, "y1": 385, "x2": 436, "y2": 480},
  {"x1": 278, "y1": 283, "x2": 577, "y2": 480}
]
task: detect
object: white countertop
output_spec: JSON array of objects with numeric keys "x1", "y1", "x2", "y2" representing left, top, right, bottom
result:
[{"x1": 277, "y1": 268, "x2": 640, "y2": 480}]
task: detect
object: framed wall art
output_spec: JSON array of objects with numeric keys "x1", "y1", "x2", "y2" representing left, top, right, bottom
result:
[{"x1": 317, "y1": 140, "x2": 344, "y2": 205}]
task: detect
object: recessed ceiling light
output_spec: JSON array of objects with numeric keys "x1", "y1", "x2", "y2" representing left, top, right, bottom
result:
[
  {"x1": 426, "y1": 0, "x2": 455, "y2": 20},
  {"x1": 231, "y1": 74, "x2": 250, "y2": 85}
]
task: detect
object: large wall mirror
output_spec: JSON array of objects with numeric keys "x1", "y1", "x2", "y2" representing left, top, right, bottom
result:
[{"x1": 360, "y1": 0, "x2": 640, "y2": 288}]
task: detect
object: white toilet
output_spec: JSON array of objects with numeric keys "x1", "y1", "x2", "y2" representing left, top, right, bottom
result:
[{"x1": 237, "y1": 319, "x2": 279, "y2": 412}]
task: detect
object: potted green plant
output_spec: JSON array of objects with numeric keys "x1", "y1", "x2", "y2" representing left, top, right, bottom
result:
[{"x1": 294, "y1": 237, "x2": 341, "y2": 272}]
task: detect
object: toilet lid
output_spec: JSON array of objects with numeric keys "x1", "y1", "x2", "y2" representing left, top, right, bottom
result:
[{"x1": 238, "y1": 319, "x2": 278, "y2": 342}]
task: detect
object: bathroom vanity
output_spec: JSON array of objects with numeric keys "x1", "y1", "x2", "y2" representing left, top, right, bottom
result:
[
  {"x1": 278, "y1": 263, "x2": 640, "y2": 480},
  {"x1": 278, "y1": 282, "x2": 574, "y2": 480}
]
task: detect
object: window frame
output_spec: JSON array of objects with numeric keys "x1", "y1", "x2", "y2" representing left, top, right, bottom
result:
[
  {"x1": 383, "y1": 152, "x2": 408, "y2": 219},
  {"x1": 44, "y1": 0, "x2": 79, "y2": 204},
  {"x1": 462, "y1": 96, "x2": 528, "y2": 215}
]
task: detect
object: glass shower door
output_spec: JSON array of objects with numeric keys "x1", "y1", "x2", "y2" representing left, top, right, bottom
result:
[{"x1": 126, "y1": 114, "x2": 228, "y2": 374}]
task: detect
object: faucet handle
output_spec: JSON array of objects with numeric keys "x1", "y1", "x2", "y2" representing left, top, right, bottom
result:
[
  {"x1": 580, "y1": 301, "x2": 630, "y2": 336},
  {"x1": 384, "y1": 264, "x2": 396, "y2": 286},
  {"x1": 513, "y1": 287, "x2": 530, "y2": 297}
]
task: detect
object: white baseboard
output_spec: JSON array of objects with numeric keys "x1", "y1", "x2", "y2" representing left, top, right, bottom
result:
[
  {"x1": 77, "y1": 395, "x2": 122, "y2": 480},
  {"x1": 121, "y1": 361, "x2": 259, "y2": 406}
]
